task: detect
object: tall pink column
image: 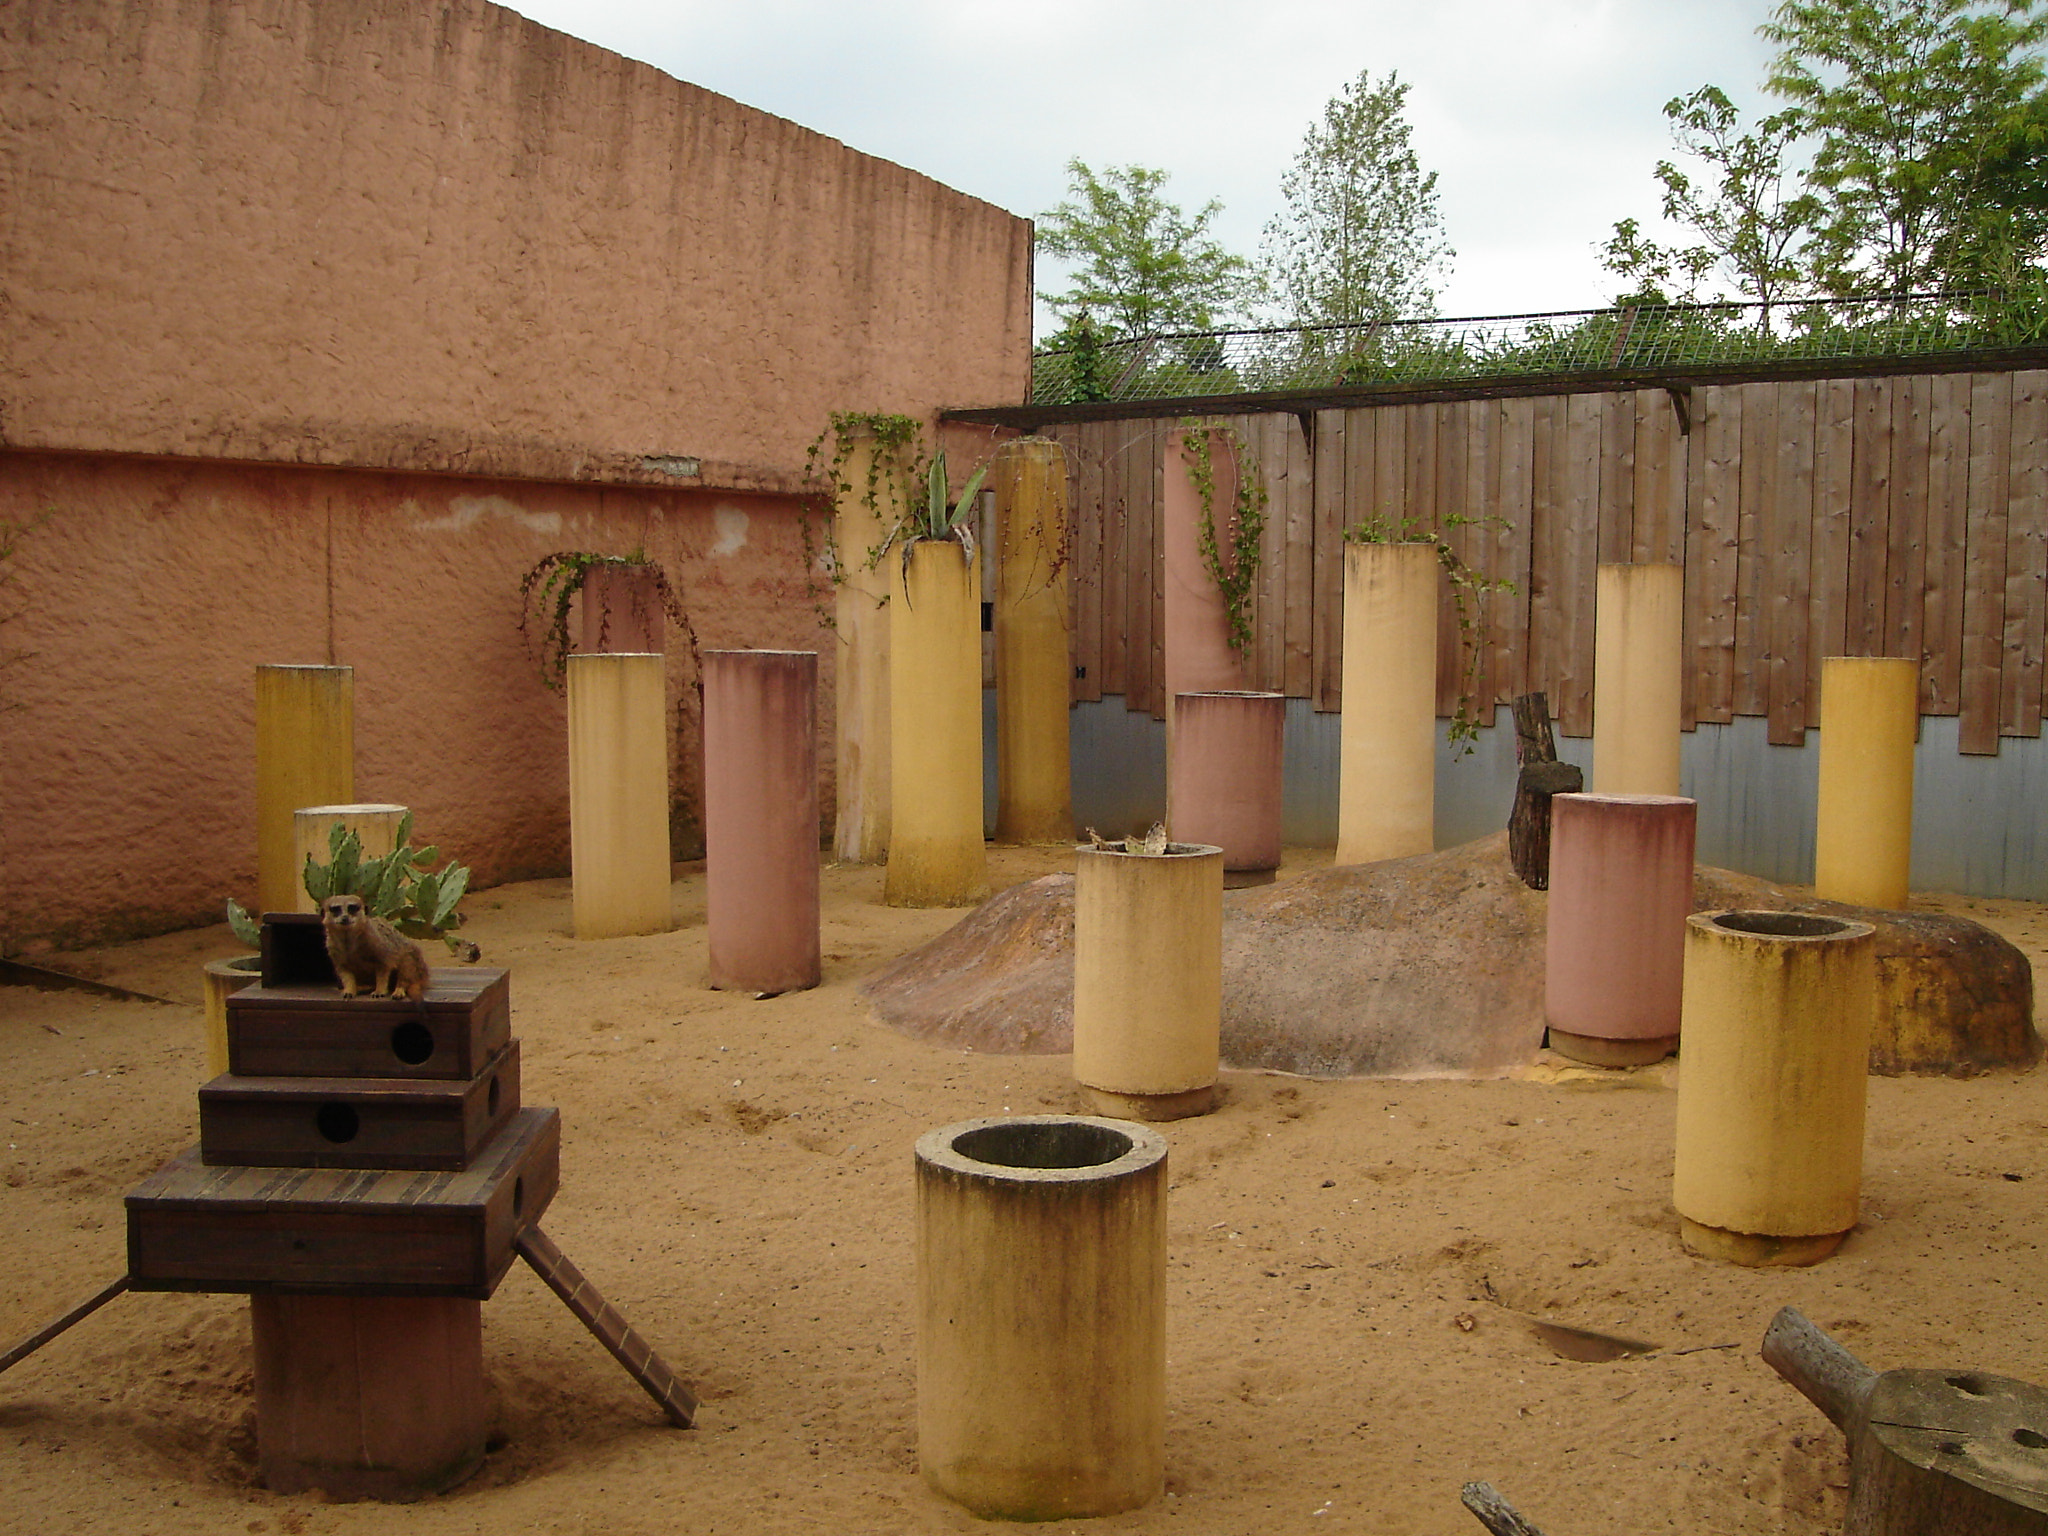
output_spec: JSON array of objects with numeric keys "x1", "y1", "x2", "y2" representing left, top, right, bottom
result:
[
  {"x1": 703, "y1": 650, "x2": 820, "y2": 994},
  {"x1": 1545, "y1": 793, "x2": 1696, "y2": 1066},
  {"x1": 1162, "y1": 428, "x2": 1250, "y2": 713},
  {"x1": 580, "y1": 561, "x2": 665, "y2": 654},
  {"x1": 1167, "y1": 691, "x2": 1283, "y2": 885}
]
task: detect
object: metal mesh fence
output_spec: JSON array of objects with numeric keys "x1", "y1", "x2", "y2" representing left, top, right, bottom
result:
[{"x1": 1028, "y1": 292, "x2": 2045, "y2": 406}]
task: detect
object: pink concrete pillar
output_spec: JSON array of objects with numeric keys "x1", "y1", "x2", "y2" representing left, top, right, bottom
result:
[
  {"x1": 1545, "y1": 792, "x2": 1697, "y2": 1067},
  {"x1": 1167, "y1": 691, "x2": 1284, "y2": 885},
  {"x1": 703, "y1": 650, "x2": 821, "y2": 994},
  {"x1": 580, "y1": 561, "x2": 666, "y2": 655},
  {"x1": 1162, "y1": 428, "x2": 1250, "y2": 717}
]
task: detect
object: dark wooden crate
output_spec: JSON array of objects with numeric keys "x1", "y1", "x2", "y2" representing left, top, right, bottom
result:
[
  {"x1": 126, "y1": 1106, "x2": 559, "y2": 1298},
  {"x1": 260, "y1": 911, "x2": 337, "y2": 988},
  {"x1": 200, "y1": 1042, "x2": 521, "y2": 1171},
  {"x1": 227, "y1": 967, "x2": 510, "y2": 1081}
]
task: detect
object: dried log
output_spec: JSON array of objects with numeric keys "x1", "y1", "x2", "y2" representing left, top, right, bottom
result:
[
  {"x1": 1508, "y1": 692, "x2": 1580, "y2": 890},
  {"x1": 1461, "y1": 1480, "x2": 1551, "y2": 1535},
  {"x1": 0, "y1": 1274, "x2": 129, "y2": 1374}
]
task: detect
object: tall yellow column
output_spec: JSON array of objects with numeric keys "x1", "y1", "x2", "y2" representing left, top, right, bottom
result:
[
  {"x1": 1336, "y1": 543, "x2": 1437, "y2": 864},
  {"x1": 255, "y1": 664, "x2": 354, "y2": 913},
  {"x1": 1815, "y1": 656, "x2": 1918, "y2": 910},
  {"x1": 289, "y1": 804, "x2": 409, "y2": 913},
  {"x1": 1673, "y1": 910, "x2": 1877, "y2": 1267},
  {"x1": 916, "y1": 1115, "x2": 1167, "y2": 1521},
  {"x1": 832, "y1": 427, "x2": 905, "y2": 864},
  {"x1": 886, "y1": 540, "x2": 988, "y2": 907},
  {"x1": 992, "y1": 438, "x2": 1072, "y2": 844},
  {"x1": 1592, "y1": 563, "x2": 1683, "y2": 796},
  {"x1": 567, "y1": 653, "x2": 672, "y2": 938}
]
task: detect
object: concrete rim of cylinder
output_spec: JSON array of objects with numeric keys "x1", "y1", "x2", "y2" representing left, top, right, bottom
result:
[
  {"x1": 916, "y1": 1115, "x2": 1168, "y2": 1186},
  {"x1": 1694, "y1": 910, "x2": 1875, "y2": 943},
  {"x1": 703, "y1": 648, "x2": 817, "y2": 658},
  {"x1": 1177, "y1": 690, "x2": 1283, "y2": 699},
  {"x1": 1558, "y1": 792, "x2": 1694, "y2": 807},
  {"x1": 1073, "y1": 842, "x2": 1224, "y2": 860}
]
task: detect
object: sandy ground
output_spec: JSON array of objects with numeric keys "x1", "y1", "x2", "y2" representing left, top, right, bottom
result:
[{"x1": 3, "y1": 846, "x2": 2045, "y2": 1536}]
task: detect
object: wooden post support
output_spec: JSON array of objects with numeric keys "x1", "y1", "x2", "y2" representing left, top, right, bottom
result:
[
  {"x1": 1508, "y1": 692, "x2": 1581, "y2": 890},
  {"x1": 1763, "y1": 1306, "x2": 2048, "y2": 1535},
  {"x1": 516, "y1": 1226, "x2": 696, "y2": 1428}
]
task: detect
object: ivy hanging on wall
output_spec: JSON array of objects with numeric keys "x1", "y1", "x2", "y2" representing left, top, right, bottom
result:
[{"x1": 1178, "y1": 422, "x2": 1268, "y2": 657}]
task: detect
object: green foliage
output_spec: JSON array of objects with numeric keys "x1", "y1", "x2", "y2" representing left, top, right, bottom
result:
[
  {"x1": 907, "y1": 452, "x2": 990, "y2": 546},
  {"x1": 224, "y1": 814, "x2": 477, "y2": 957},
  {"x1": 1345, "y1": 512, "x2": 1518, "y2": 756},
  {"x1": 1179, "y1": 424, "x2": 1268, "y2": 656},
  {"x1": 1036, "y1": 160, "x2": 1256, "y2": 338},
  {"x1": 516, "y1": 550, "x2": 699, "y2": 691},
  {"x1": 801, "y1": 412, "x2": 924, "y2": 601},
  {"x1": 1032, "y1": 315, "x2": 1115, "y2": 404},
  {"x1": 1262, "y1": 70, "x2": 1452, "y2": 330}
]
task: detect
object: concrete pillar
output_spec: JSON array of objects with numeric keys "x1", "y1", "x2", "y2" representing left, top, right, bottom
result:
[
  {"x1": 290, "y1": 804, "x2": 408, "y2": 914},
  {"x1": 250, "y1": 1294, "x2": 485, "y2": 1500},
  {"x1": 567, "y1": 653, "x2": 672, "y2": 939},
  {"x1": 255, "y1": 665, "x2": 354, "y2": 914},
  {"x1": 886, "y1": 540, "x2": 988, "y2": 907},
  {"x1": 992, "y1": 438, "x2": 1073, "y2": 845},
  {"x1": 703, "y1": 650, "x2": 820, "y2": 994},
  {"x1": 1335, "y1": 543, "x2": 1437, "y2": 864},
  {"x1": 1168, "y1": 691, "x2": 1283, "y2": 885},
  {"x1": 832, "y1": 428, "x2": 904, "y2": 864},
  {"x1": 1814, "y1": 656, "x2": 1918, "y2": 911},
  {"x1": 916, "y1": 1115, "x2": 1166, "y2": 1520},
  {"x1": 201, "y1": 957, "x2": 261, "y2": 1079},
  {"x1": 1673, "y1": 910, "x2": 1878, "y2": 1266},
  {"x1": 1545, "y1": 793, "x2": 1696, "y2": 1066},
  {"x1": 1072, "y1": 841, "x2": 1223, "y2": 1120},
  {"x1": 1162, "y1": 428, "x2": 1249, "y2": 730},
  {"x1": 1592, "y1": 563, "x2": 1683, "y2": 796},
  {"x1": 579, "y1": 560, "x2": 665, "y2": 655}
]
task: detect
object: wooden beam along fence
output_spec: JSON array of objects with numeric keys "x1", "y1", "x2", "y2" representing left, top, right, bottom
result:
[{"x1": 1045, "y1": 366, "x2": 2048, "y2": 753}]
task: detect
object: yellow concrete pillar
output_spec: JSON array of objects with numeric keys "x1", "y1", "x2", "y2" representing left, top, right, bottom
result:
[
  {"x1": 832, "y1": 428, "x2": 905, "y2": 864},
  {"x1": 1673, "y1": 910, "x2": 1878, "y2": 1266},
  {"x1": 1814, "y1": 656, "x2": 1918, "y2": 911},
  {"x1": 1336, "y1": 543, "x2": 1437, "y2": 864},
  {"x1": 1592, "y1": 563, "x2": 1684, "y2": 796},
  {"x1": 1072, "y1": 841, "x2": 1223, "y2": 1120},
  {"x1": 201, "y1": 956, "x2": 262, "y2": 1079},
  {"x1": 255, "y1": 665, "x2": 354, "y2": 914},
  {"x1": 992, "y1": 438, "x2": 1072, "y2": 844},
  {"x1": 567, "y1": 653, "x2": 672, "y2": 938},
  {"x1": 916, "y1": 1115, "x2": 1167, "y2": 1520},
  {"x1": 289, "y1": 804, "x2": 409, "y2": 913},
  {"x1": 886, "y1": 540, "x2": 988, "y2": 907}
]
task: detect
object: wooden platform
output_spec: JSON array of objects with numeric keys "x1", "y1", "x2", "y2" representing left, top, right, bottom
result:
[
  {"x1": 199, "y1": 1043, "x2": 520, "y2": 1170},
  {"x1": 227, "y1": 967, "x2": 511, "y2": 1080},
  {"x1": 127, "y1": 1106, "x2": 558, "y2": 1298}
]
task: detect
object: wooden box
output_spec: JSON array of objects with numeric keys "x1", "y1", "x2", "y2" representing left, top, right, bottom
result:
[
  {"x1": 227, "y1": 968, "x2": 510, "y2": 1081},
  {"x1": 126, "y1": 1106, "x2": 559, "y2": 1298},
  {"x1": 199, "y1": 1043, "x2": 520, "y2": 1171},
  {"x1": 260, "y1": 911, "x2": 337, "y2": 987}
]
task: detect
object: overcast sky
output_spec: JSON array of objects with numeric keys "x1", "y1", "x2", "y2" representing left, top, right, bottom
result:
[{"x1": 500, "y1": 0, "x2": 1786, "y2": 333}]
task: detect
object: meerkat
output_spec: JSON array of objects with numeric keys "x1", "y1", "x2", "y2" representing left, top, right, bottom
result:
[{"x1": 320, "y1": 893, "x2": 430, "y2": 1001}]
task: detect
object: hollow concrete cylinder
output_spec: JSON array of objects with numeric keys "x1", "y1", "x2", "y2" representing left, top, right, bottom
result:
[
  {"x1": 1162, "y1": 428, "x2": 1250, "y2": 728},
  {"x1": 290, "y1": 804, "x2": 408, "y2": 913},
  {"x1": 1672, "y1": 910, "x2": 1878, "y2": 1267},
  {"x1": 1592, "y1": 563, "x2": 1684, "y2": 796},
  {"x1": 832, "y1": 427, "x2": 902, "y2": 864},
  {"x1": 916, "y1": 1115, "x2": 1167, "y2": 1521},
  {"x1": 578, "y1": 560, "x2": 665, "y2": 655},
  {"x1": 255, "y1": 665, "x2": 354, "y2": 914},
  {"x1": 1544, "y1": 793, "x2": 1697, "y2": 1066},
  {"x1": 886, "y1": 540, "x2": 989, "y2": 908},
  {"x1": 992, "y1": 438, "x2": 1073, "y2": 845},
  {"x1": 201, "y1": 955, "x2": 262, "y2": 1079},
  {"x1": 703, "y1": 650, "x2": 820, "y2": 994},
  {"x1": 1168, "y1": 691, "x2": 1283, "y2": 884},
  {"x1": 567, "y1": 652, "x2": 672, "y2": 938},
  {"x1": 1072, "y1": 841, "x2": 1223, "y2": 1120},
  {"x1": 251, "y1": 1293, "x2": 485, "y2": 1500},
  {"x1": 1814, "y1": 656, "x2": 1919, "y2": 911},
  {"x1": 1336, "y1": 543, "x2": 1437, "y2": 865}
]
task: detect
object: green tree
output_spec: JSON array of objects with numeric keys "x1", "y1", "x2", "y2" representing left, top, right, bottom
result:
[
  {"x1": 1262, "y1": 70, "x2": 1453, "y2": 329},
  {"x1": 1600, "y1": 86, "x2": 1822, "y2": 324},
  {"x1": 1034, "y1": 160, "x2": 1255, "y2": 338},
  {"x1": 1764, "y1": 0, "x2": 2048, "y2": 300}
]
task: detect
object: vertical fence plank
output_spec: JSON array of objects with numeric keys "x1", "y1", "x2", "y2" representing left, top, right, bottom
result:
[
  {"x1": 1961, "y1": 372, "x2": 2012, "y2": 753},
  {"x1": 1808, "y1": 378, "x2": 1858, "y2": 729},
  {"x1": 1887, "y1": 374, "x2": 1931, "y2": 678},
  {"x1": 1265, "y1": 413, "x2": 1297, "y2": 694},
  {"x1": 1631, "y1": 388, "x2": 1676, "y2": 564},
  {"x1": 1558, "y1": 391, "x2": 1603, "y2": 735},
  {"x1": 1432, "y1": 402, "x2": 1468, "y2": 716},
  {"x1": 1313, "y1": 409, "x2": 1351, "y2": 711},
  {"x1": 1688, "y1": 386, "x2": 1739, "y2": 726},
  {"x1": 1923, "y1": 372, "x2": 1971, "y2": 715},
  {"x1": 1598, "y1": 391, "x2": 1636, "y2": 565},
  {"x1": 1070, "y1": 424, "x2": 1105, "y2": 704},
  {"x1": 2007, "y1": 370, "x2": 2048, "y2": 739},
  {"x1": 1373, "y1": 404, "x2": 1406, "y2": 525},
  {"x1": 1733, "y1": 382, "x2": 1777, "y2": 718},
  {"x1": 1768, "y1": 381, "x2": 1817, "y2": 745},
  {"x1": 1458, "y1": 398, "x2": 1501, "y2": 717},
  {"x1": 1286, "y1": 411, "x2": 1318, "y2": 700},
  {"x1": 1129, "y1": 421, "x2": 1160, "y2": 717},
  {"x1": 1842, "y1": 377, "x2": 1892, "y2": 661},
  {"x1": 1493, "y1": 397, "x2": 1536, "y2": 707},
  {"x1": 1149, "y1": 423, "x2": 1167, "y2": 718}
]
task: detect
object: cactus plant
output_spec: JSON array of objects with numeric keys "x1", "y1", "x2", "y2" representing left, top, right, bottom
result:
[{"x1": 226, "y1": 812, "x2": 481, "y2": 959}]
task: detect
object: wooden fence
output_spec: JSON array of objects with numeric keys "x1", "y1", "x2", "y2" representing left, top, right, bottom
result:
[{"x1": 1044, "y1": 367, "x2": 2048, "y2": 754}]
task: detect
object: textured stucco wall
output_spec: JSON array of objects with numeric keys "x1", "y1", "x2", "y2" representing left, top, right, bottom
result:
[
  {"x1": 0, "y1": 453, "x2": 831, "y2": 949},
  {"x1": 0, "y1": 0, "x2": 1033, "y2": 484}
]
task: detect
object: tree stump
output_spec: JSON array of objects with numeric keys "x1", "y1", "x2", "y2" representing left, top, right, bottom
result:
[{"x1": 1508, "y1": 694, "x2": 1581, "y2": 890}]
